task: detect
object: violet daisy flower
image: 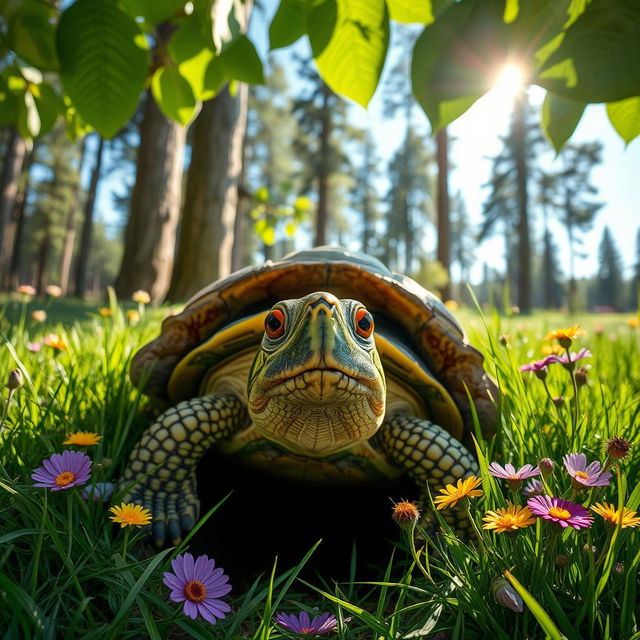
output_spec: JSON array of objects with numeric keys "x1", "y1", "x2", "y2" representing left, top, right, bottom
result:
[
  {"x1": 563, "y1": 453, "x2": 611, "y2": 489},
  {"x1": 81, "y1": 482, "x2": 114, "y2": 502},
  {"x1": 488, "y1": 462, "x2": 540, "y2": 490},
  {"x1": 519, "y1": 356, "x2": 556, "y2": 373},
  {"x1": 527, "y1": 495, "x2": 593, "y2": 529},
  {"x1": 31, "y1": 450, "x2": 92, "y2": 491},
  {"x1": 163, "y1": 552, "x2": 231, "y2": 624},
  {"x1": 554, "y1": 348, "x2": 592, "y2": 365},
  {"x1": 522, "y1": 478, "x2": 544, "y2": 497},
  {"x1": 274, "y1": 610, "x2": 339, "y2": 635}
]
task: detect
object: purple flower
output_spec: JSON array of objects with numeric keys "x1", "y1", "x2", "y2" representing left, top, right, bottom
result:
[
  {"x1": 522, "y1": 479, "x2": 544, "y2": 497},
  {"x1": 81, "y1": 482, "x2": 114, "y2": 502},
  {"x1": 554, "y1": 348, "x2": 592, "y2": 365},
  {"x1": 527, "y1": 495, "x2": 593, "y2": 529},
  {"x1": 563, "y1": 453, "x2": 611, "y2": 488},
  {"x1": 489, "y1": 462, "x2": 540, "y2": 490},
  {"x1": 274, "y1": 611, "x2": 339, "y2": 635},
  {"x1": 162, "y1": 552, "x2": 231, "y2": 624},
  {"x1": 519, "y1": 357, "x2": 556, "y2": 373},
  {"x1": 31, "y1": 450, "x2": 92, "y2": 491}
]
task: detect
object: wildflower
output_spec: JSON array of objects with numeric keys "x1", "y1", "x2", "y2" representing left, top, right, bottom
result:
[
  {"x1": 6, "y1": 369, "x2": 23, "y2": 390},
  {"x1": 522, "y1": 478, "x2": 544, "y2": 497},
  {"x1": 27, "y1": 341, "x2": 42, "y2": 352},
  {"x1": 590, "y1": 503, "x2": 640, "y2": 528},
  {"x1": 434, "y1": 475, "x2": 483, "y2": 510},
  {"x1": 563, "y1": 453, "x2": 611, "y2": 489},
  {"x1": 444, "y1": 299, "x2": 459, "y2": 311},
  {"x1": 132, "y1": 290, "x2": 151, "y2": 304},
  {"x1": 45, "y1": 285, "x2": 62, "y2": 297},
  {"x1": 99, "y1": 307, "x2": 112, "y2": 317},
  {"x1": 545, "y1": 325, "x2": 585, "y2": 349},
  {"x1": 163, "y1": 552, "x2": 231, "y2": 624},
  {"x1": 499, "y1": 334, "x2": 510, "y2": 346},
  {"x1": 552, "y1": 396, "x2": 564, "y2": 407},
  {"x1": 627, "y1": 317, "x2": 639, "y2": 328},
  {"x1": 109, "y1": 503, "x2": 152, "y2": 528},
  {"x1": 553, "y1": 348, "x2": 592, "y2": 372},
  {"x1": 605, "y1": 437, "x2": 631, "y2": 461},
  {"x1": 574, "y1": 366, "x2": 590, "y2": 386},
  {"x1": 17, "y1": 284, "x2": 36, "y2": 296},
  {"x1": 510, "y1": 306, "x2": 520, "y2": 315},
  {"x1": 538, "y1": 458, "x2": 555, "y2": 477},
  {"x1": 82, "y1": 482, "x2": 114, "y2": 502},
  {"x1": 491, "y1": 578, "x2": 523, "y2": 613},
  {"x1": 614, "y1": 562, "x2": 625, "y2": 574},
  {"x1": 392, "y1": 500, "x2": 420, "y2": 528},
  {"x1": 527, "y1": 495, "x2": 593, "y2": 529},
  {"x1": 594, "y1": 323, "x2": 605, "y2": 335},
  {"x1": 518, "y1": 357, "x2": 553, "y2": 377},
  {"x1": 127, "y1": 309, "x2": 140, "y2": 325},
  {"x1": 31, "y1": 310, "x2": 47, "y2": 323},
  {"x1": 63, "y1": 431, "x2": 102, "y2": 446},
  {"x1": 31, "y1": 451, "x2": 92, "y2": 491},
  {"x1": 274, "y1": 611, "x2": 339, "y2": 635},
  {"x1": 541, "y1": 344, "x2": 563, "y2": 356},
  {"x1": 44, "y1": 333, "x2": 67, "y2": 351},
  {"x1": 488, "y1": 462, "x2": 539, "y2": 490},
  {"x1": 482, "y1": 503, "x2": 536, "y2": 533}
]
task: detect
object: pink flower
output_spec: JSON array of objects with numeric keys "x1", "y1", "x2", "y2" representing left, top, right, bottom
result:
[
  {"x1": 519, "y1": 356, "x2": 556, "y2": 373},
  {"x1": 527, "y1": 495, "x2": 593, "y2": 529},
  {"x1": 27, "y1": 342, "x2": 42, "y2": 352},
  {"x1": 563, "y1": 453, "x2": 611, "y2": 489},
  {"x1": 488, "y1": 462, "x2": 540, "y2": 490},
  {"x1": 522, "y1": 479, "x2": 544, "y2": 497}
]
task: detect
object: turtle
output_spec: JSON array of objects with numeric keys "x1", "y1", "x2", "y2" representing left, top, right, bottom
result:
[{"x1": 119, "y1": 246, "x2": 498, "y2": 546}]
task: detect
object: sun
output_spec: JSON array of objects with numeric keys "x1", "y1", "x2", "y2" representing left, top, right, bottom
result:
[{"x1": 492, "y1": 64, "x2": 525, "y2": 103}]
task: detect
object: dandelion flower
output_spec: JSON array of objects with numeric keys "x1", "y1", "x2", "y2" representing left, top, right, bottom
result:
[
  {"x1": 391, "y1": 500, "x2": 420, "y2": 528},
  {"x1": 163, "y1": 552, "x2": 231, "y2": 624},
  {"x1": 563, "y1": 453, "x2": 611, "y2": 489},
  {"x1": 527, "y1": 495, "x2": 593, "y2": 529},
  {"x1": 31, "y1": 450, "x2": 92, "y2": 491},
  {"x1": 45, "y1": 285, "x2": 62, "y2": 297},
  {"x1": 590, "y1": 503, "x2": 640, "y2": 528},
  {"x1": 627, "y1": 317, "x2": 639, "y2": 328},
  {"x1": 545, "y1": 325, "x2": 585, "y2": 349},
  {"x1": 109, "y1": 503, "x2": 152, "y2": 528},
  {"x1": 274, "y1": 611, "x2": 339, "y2": 635},
  {"x1": 63, "y1": 431, "x2": 102, "y2": 446},
  {"x1": 488, "y1": 462, "x2": 540, "y2": 490},
  {"x1": 483, "y1": 503, "x2": 536, "y2": 533},
  {"x1": 17, "y1": 284, "x2": 36, "y2": 296},
  {"x1": 31, "y1": 310, "x2": 47, "y2": 323},
  {"x1": 434, "y1": 475, "x2": 483, "y2": 510},
  {"x1": 44, "y1": 333, "x2": 67, "y2": 351},
  {"x1": 99, "y1": 307, "x2": 112, "y2": 317},
  {"x1": 127, "y1": 309, "x2": 140, "y2": 324},
  {"x1": 132, "y1": 290, "x2": 151, "y2": 304}
]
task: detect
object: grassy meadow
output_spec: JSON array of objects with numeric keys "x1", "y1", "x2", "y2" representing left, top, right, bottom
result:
[{"x1": 0, "y1": 291, "x2": 639, "y2": 639}]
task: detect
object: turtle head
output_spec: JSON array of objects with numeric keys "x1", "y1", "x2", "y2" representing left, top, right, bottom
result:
[{"x1": 247, "y1": 292, "x2": 386, "y2": 456}]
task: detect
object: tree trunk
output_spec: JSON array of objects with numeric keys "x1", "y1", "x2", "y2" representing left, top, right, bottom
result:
[
  {"x1": 436, "y1": 127, "x2": 451, "y2": 300},
  {"x1": 35, "y1": 222, "x2": 52, "y2": 293},
  {"x1": 60, "y1": 137, "x2": 87, "y2": 295},
  {"x1": 0, "y1": 126, "x2": 27, "y2": 283},
  {"x1": 168, "y1": 85, "x2": 247, "y2": 301},
  {"x1": 513, "y1": 94, "x2": 531, "y2": 313},
  {"x1": 115, "y1": 93, "x2": 187, "y2": 301},
  {"x1": 314, "y1": 83, "x2": 331, "y2": 246},
  {"x1": 74, "y1": 135, "x2": 104, "y2": 297},
  {"x1": 231, "y1": 125, "x2": 250, "y2": 272},
  {"x1": 542, "y1": 203, "x2": 553, "y2": 309}
]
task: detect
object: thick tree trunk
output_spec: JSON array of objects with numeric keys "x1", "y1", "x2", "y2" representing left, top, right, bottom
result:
[
  {"x1": 115, "y1": 93, "x2": 186, "y2": 301},
  {"x1": 436, "y1": 128, "x2": 451, "y2": 300},
  {"x1": 513, "y1": 94, "x2": 531, "y2": 313},
  {"x1": 0, "y1": 127, "x2": 27, "y2": 283},
  {"x1": 74, "y1": 135, "x2": 104, "y2": 297},
  {"x1": 231, "y1": 126, "x2": 250, "y2": 272},
  {"x1": 60, "y1": 137, "x2": 87, "y2": 295},
  {"x1": 314, "y1": 83, "x2": 331, "y2": 247},
  {"x1": 167, "y1": 85, "x2": 247, "y2": 301}
]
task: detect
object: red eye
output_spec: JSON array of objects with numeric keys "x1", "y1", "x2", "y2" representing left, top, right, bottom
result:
[
  {"x1": 265, "y1": 309, "x2": 285, "y2": 339},
  {"x1": 355, "y1": 308, "x2": 374, "y2": 338}
]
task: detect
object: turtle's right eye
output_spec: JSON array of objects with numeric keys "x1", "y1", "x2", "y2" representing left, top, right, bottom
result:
[{"x1": 265, "y1": 309, "x2": 286, "y2": 339}]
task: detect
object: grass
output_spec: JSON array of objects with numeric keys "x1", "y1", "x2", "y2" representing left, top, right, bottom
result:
[{"x1": 1, "y1": 290, "x2": 639, "y2": 638}]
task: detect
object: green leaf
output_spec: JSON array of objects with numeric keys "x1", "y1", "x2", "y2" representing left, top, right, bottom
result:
[
  {"x1": 218, "y1": 35, "x2": 263, "y2": 84},
  {"x1": 308, "y1": 0, "x2": 390, "y2": 107},
  {"x1": 17, "y1": 88, "x2": 40, "y2": 138},
  {"x1": 538, "y1": 0, "x2": 640, "y2": 102},
  {"x1": 607, "y1": 96, "x2": 640, "y2": 145},
  {"x1": 202, "y1": 58, "x2": 227, "y2": 99},
  {"x1": 541, "y1": 91, "x2": 585, "y2": 152},
  {"x1": 387, "y1": 0, "x2": 434, "y2": 24},
  {"x1": 120, "y1": 0, "x2": 185, "y2": 25},
  {"x1": 31, "y1": 82, "x2": 60, "y2": 136},
  {"x1": 503, "y1": 0, "x2": 519, "y2": 22},
  {"x1": 0, "y1": 78, "x2": 18, "y2": 125},
  {"x1": 168, "y1": 17, "x2": 215, "y2": 100},
  {"x1": 151, "y1": 66, "x2": 199, "y2": 126},
  {"x1": 8, "y1": 0, "x2": 59, "y2": 71},
  {"x1": 57, "y1": 0, "x2": 150, "y2": 138},
  {"x1": 269, "y1": 0, "x2": 306, "y2": 49}
]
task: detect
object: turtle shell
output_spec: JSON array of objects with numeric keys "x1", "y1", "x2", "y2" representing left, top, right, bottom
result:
[{"x1": 131, "y1": 246, "x2": 498, "y2": 439}]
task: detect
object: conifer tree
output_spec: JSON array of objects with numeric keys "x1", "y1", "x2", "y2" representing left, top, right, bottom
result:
[{"x1": 596, "y1": 226, "x2": 625, "y2": 311}]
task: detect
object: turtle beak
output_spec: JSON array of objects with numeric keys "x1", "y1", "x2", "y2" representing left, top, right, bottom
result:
[{"x1": 306, "y1": 293, "x2": 341, "y2": 366}]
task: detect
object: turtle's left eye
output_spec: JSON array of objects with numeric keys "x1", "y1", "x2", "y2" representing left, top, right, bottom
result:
[
  {"x1": 265, "y1": 309, "x2": 286, "y2": 339},
  {"x1": 355, "y1": 308, "x2": 374, "y2": 339}
]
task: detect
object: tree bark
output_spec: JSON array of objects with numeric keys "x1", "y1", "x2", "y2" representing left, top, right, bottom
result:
[
  {"x1": 114, "y1": 93, "x2": 187, "y2": 302},
  {"x1": 167, "y1": 85, "x2": 247, "y2": 301},
  {"x1": 513, "y1": 94, "x2": 531, "y2": 313},
  {"x1": 314, "y1": 83, "x2": 331, "y2": 247},
  {"x1": 74, "y1": 135, "x2": 104, "y2": 297},
  {"x1": 35, "y1": 221, "x2": 52, "y2": 294},
  {"x1": 0, "y1": 126, "x2": 27, "y2": 283},
  {"x1": 436, "y1": 127, "x2": 451, "y2": 300}
]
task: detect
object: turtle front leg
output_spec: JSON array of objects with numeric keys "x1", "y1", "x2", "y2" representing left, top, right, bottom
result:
[
  {"x1": 118, "y1": 393, "x2": 248, "y2": 546},
  {"x1": 378, "y1": 415, "x2": 479, "y2": 537}
]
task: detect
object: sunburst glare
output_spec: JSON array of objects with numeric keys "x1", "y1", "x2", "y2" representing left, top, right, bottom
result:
[{"x1": 492, "y1": 64, "x2": 525, "y2": 102}]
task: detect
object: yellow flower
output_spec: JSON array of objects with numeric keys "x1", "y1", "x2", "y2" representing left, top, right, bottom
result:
[
  {"x1": 31, "y1": 309, "x2": 47, "y2": 323},
  {"x1": 444, "y1": 299, "x2": 459, "y2": 311},
  {"x1": 541, "y1": 344, "x2": 563, "y2": 356},
  {"x1": 109, "y1": 503, "x2": 152, "y2": 528},
  {"x1": 63, "y1": 431, "x2": 102, "y2": 446},
  {"x1": 99, "y1": 307, "x2": 112, "y2": 317},
  {"x1": 483, "y1": 503, "x2": 536, "y2": 533},
  {"x1": 44, "y1": 333, "x2": 67, "y2": 351},
  {"x1": 627, "y1": 317, "x2": 639, "y2": 328},
  {"x1": 591, "y1": 503, "x2": 640, "y2": 528},
  {"x1": 434, "y1": 475, "x2": 483, "y2": 510},
  {"x1": 545, "y1": 325, "x2": 586, "y2": 341},
  {"x1": 132, "y1": 290, "x2": 151, "y2": 304},
  {"x1": 126, "y1": 309, "x2": 141, "y2": 325},
  {"x1": 45, "y1": 285, "x2": 62, "y2": 297}
]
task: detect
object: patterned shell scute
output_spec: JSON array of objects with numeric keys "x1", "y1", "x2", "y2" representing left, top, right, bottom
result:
[{"x1": 130, "y1": 246, "x2": 497, "y2": 437}]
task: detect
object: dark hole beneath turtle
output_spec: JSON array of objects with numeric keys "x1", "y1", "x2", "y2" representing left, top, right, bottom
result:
[{"x1": 191, "y1": 446, "x2": 416, "y2": 586}]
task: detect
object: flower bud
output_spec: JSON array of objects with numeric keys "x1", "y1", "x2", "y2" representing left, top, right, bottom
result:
[
  {"x1": 6, "y1": 369, "x2": 23, "y2": 390},
  {"x1": 614, "y1": 562, "x2": 624, "y2": 575},
  {"x1": 554, "y1": 554, "x2": 569, "y2": 569},
  {"x1": 605, "y1": 437, "x2": 631, "y2": 461},
  {"x1": 534, "y1": 367, "x2": 548, "y2": 380},
  {"x1": 538, "y1": 458, "x2": 554, "y2": 478},
  {"x1": 558, "y1": 336, "x2": 572, "y2": 349},
  {"x1": 499, "y1": 334, "x2": 510, "y2": 346},
  {"x1": 582, "y1": 543, "x2": 597, "y2": 555},
  {"x1": 492, "y1": 578, "x2": 523, "y2": 613},
  {"x1": 392, "y1": 501, "x2": 420, "y2": 529},
  {"x1": 575, "y1": 366, "x2": 589, "y2": 387},
  {"x1": 552, "y1": 396, "x2": 564, "y2": 407}
]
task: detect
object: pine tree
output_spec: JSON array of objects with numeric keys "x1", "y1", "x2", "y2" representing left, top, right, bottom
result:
[
  {"x1": 449, "y1": 192, "x2": 475, "y2": 301},
  {"x1": 350, "y1": 132, "x2": 380, "y2": 255},
  {"x1": 633, "y1": 228, "x2": 640, "y2": 310},
  {"x1": 596, "y1": 226, "x2": 624, "y2": 311}
]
